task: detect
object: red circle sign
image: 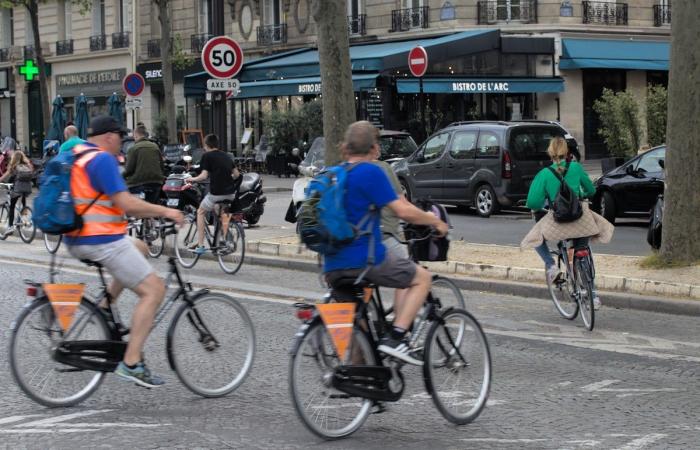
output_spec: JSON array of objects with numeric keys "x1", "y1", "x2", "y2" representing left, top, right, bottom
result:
[
  {"x1": 201, "y1": 36, "x2": 244, "y2": 79},
  {"x1": 408, "y1": 46, "x2": 428, "y2": 78},
  {"x1": 122, "y1": 73, "x2": 145, "y2": 97}
]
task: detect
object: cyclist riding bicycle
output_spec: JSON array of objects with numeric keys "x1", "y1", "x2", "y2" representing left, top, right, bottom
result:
[
  {"x1": 123, "y1": 124, "x2": 164, "y2": 204},
  {"x1": 64, "y1": 115, "x2": 184, "y2": 387},
  {"x1": 524, "y1": 136, "x2": 607, "y2": 310},
  {"x1": 0, "y1": 150, "x2": 33, "y2": 238},
  {"x1": 325, "y1": 121, "x2": 448, "y2": 366},
  {"x1": 185, "y1": 134, "x2": 242, "y2": 255}
]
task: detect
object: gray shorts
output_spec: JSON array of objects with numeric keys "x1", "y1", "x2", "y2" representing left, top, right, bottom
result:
[
  {"x1": 67, "y1": 237, "x2": 155, "y2": 290},
  {"x1": 200, "y1": 193, "x2": 236, "y2": 212},
  {"x1": 326, "y1": 251, "x2": 417, "y2": 289},
  {"x1": 382, "y1": 235, "x2": 409, "y2": 260}
]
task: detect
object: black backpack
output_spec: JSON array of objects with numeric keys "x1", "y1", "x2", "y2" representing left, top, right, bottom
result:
[{"x1": 547, "y1": 163, "x2": 583, "y2": 223}]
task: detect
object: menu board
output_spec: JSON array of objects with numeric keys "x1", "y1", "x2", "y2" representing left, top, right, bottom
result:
[{"x1": 365, "y1": 89, "x2": 384, "y2": 129}]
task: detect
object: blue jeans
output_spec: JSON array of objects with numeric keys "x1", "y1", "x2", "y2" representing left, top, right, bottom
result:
[{"x1": 535, "y1": 237, "x2": 591, "y2": 269}]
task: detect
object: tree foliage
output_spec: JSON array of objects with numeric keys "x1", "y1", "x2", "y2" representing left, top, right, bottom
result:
[
  {"x1": 263, "y1": 102, "x2": 324, "y2": 155},
  {"x1": 646, "y1": 84, "x2": 668, "y2": 147},
  {"x1": 593, "y1": 88, "x2": 642, "y2": 157}
]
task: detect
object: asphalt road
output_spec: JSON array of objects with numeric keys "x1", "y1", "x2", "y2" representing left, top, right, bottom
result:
[
  {"x1": 262, "y1": 190, "x2": 652, "y2": 257},
  {"x1": 0, "y1": 254, "x2": 697, "y2": 449}
]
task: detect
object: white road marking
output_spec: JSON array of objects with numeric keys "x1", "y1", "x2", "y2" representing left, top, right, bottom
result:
[
  {"x1": 580, "y1": 380, "x2": 678, "y2": 397},
  {"x1": 15, "y1": 410, "x2": 112, "y2": 427},
  {"x1": 613, "y1": 433, "x2": 668, "y2": 450},
  {"x1": 460, "y1": 438, "x2": 548, "y2": 443},
  {"x1": 0, "y1": 415, "x2": 44, "y2": 425},
  {"x1": 59, "y1": 423, "x2": 167, "y2": 428}
]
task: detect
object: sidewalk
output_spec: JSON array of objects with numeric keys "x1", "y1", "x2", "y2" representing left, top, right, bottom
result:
[{"x1": 244, "y1": 229, "x2": 700, "y2": 302}]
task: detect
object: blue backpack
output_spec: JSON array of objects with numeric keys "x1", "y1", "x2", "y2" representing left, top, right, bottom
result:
[
  {"x1": 297, "y1": 163, "x2": 374, "y2": 256},
  {"x1": 33, "y1": 149, "x2": 99, "y2": 234}
]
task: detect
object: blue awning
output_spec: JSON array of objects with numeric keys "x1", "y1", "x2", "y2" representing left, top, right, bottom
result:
[
  {"x1": 235, "y1": 74, "x2": 379, "y2": 99},
  {"x1": 559, "y1": 39, "x2": 670, "y2": 71},
  {"x1": 396, "y1": 77, "x2": 565, "y2": 94}
]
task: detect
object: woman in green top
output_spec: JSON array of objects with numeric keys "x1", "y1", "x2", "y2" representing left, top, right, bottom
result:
[{"x1": 526, "y1": 137, "x2": 600, "y2": 307}]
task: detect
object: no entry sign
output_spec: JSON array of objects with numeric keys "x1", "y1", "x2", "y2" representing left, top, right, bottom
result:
[
  {"x1": 408, "y1": 46, "x2": 428, "y2": 78},
  {"x1": 122, "y1": 72, "x2": 145, "y2": 97},
  {"x1": 201, "y1": 36, "x2": 244, "y2": 80}
]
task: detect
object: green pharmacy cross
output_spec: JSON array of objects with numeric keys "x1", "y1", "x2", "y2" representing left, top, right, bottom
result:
[{"x1": 19, "y1": 60, "x2": 40, "y2": 81}]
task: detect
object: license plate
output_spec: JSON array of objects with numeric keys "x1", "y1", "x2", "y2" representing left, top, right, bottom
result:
[{"x1": 167, "y1": 199, "x2": 179, "y2": 206}]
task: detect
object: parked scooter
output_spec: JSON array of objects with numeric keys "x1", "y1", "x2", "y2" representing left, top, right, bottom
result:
[{"x1": 285, "y1": 137, "x2": 324, "y2": 223}]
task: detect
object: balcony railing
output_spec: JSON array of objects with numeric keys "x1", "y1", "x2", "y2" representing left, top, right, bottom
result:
[
  {"x1": 23, "y1": 45, "x2": 35, "y2": 59},
  {"x1": 257, "y1": 24, "x2": 288, "y2": 46},
  {"x1": 56, "y1": 39, "x2": 74, "y2": 56},
  {"x1": 477, "y1": 0, "x2": 537, "y2": 24},
  {"x1": 348, "y1": 14, "x2": 367, "y2": 36},
  {"x1": 191, "y1": 33, "x2": 213, "y2": 53},
  {"x1": 0, "y1": 48, "x2": 9, "y2": 62},
  {"x1": 390, "y1": 6, "x2": 429, "y2": 32},
  {"x1": 582, "y1": 1, "x2": 628, "y2": 25},
  {"x1": 90, "y1": 34, "x2": 107, "y2": 51},
  {"x1": 112, "y1": 31, "x2": 130, "y2": 49},
  {"x1": 653, "y1": 4, "x2": 671, "y2": 26}
]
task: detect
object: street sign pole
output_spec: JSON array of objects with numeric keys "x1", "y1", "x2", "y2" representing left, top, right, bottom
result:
[
  {"x1": 408, "y1": 46, "x2": 429, "y2": 142},
  {"x1": 420, "y1": 77, "x2": 425, "y2": 141},
  {"x1": 212, "y1": 0, "x2": 227, "y2": 151}
]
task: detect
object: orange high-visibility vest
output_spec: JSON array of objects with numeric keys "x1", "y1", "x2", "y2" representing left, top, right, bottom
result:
[{"x1": 65, "y1": 144, "x2": 128, "y2": 238}]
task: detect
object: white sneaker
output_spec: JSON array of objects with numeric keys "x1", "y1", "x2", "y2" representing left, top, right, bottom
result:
[
  {"x1": 546, "y1": 266, "x2": 560, "y2": 285},
  {"x1": 2, "y1": 225, "x2": 15, "y2": 236},
  {"x1": 593, "y1": 296, "x2": 602, "y2": 310}
]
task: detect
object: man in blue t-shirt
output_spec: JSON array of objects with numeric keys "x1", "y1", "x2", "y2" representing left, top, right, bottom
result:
[
  {"x1": 325, "y1": 121, "x2": 448, "y2": 366},
  {"x1": 65, "y1": 115, "x2": 184, "y2": 388}
]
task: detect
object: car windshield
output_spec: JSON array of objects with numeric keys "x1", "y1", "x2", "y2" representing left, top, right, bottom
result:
[
  {"x1": 379, "y1": 135, "x2": 418, "y2": 160},
  {"x1": 509, "y1": 126, "x2": 566, "y2": 161},
  {"x1": 301, "y1": 137, "x2": 325, "y2": 168}
]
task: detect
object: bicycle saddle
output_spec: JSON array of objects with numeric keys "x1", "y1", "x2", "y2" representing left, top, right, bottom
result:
[{"x1": 79, "y1": 259, "x2": 103, "y2": 269}]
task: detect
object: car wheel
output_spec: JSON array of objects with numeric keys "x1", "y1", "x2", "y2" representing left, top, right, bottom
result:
[
  {"x1": 600, "y1": 191, "x2": 616, "y2": 225},
  {"x1": 399, "y1": 179, "x2": 412, "y2": 203},
  {"x1": 474, "y1": 184, "x2": 499, "y2": 218}
]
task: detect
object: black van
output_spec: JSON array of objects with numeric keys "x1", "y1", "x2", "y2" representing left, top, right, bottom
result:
[{"x1": 393, "y1": 121, "x2": 578, "y2": 217}]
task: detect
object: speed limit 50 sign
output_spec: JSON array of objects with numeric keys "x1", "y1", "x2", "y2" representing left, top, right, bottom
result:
[{"x1": 201, "y1": 36, "x2": 244, "y2": 79}]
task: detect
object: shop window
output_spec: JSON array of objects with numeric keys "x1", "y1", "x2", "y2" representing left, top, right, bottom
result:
[
  {"x1": 476, "y1": 132, "x2": 500, "y2": 158},
  {"x1": 449, "y1": 131, "x2": 477, "y2": 160},
  {"x1": 420, "y1": 133, "x2": 449, "y2": 162}
]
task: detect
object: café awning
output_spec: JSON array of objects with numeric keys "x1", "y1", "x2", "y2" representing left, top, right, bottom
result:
[{"x1": 559, "y1": 38, "x2": 670, "y2": 71}]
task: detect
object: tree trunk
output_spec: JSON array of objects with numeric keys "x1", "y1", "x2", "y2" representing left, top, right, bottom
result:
[
  {"x1": 659, "y1": 1, "x2": 700, "y2": 264},
  {"x1": 157, "y1": 0, "x2": 178, "y2": 144},
  {"x1": 27, "y1": 1, "x2": 50, "y2": 145},
  {"x1": 311, "y1": 0, "x2": 354, "y2": 166}
]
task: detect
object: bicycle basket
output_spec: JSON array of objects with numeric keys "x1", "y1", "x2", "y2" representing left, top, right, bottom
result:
[{"x1": 404, "y1": 199, "x2": 451, "y2": 262}]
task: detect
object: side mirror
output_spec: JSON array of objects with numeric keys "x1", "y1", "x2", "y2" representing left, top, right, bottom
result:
[
  {"x1": 625, "y1": 164, "x2": 637, "y2": 176},
  {"x1": 658, "y1": 159, "x2": 665, "y2": 169}
]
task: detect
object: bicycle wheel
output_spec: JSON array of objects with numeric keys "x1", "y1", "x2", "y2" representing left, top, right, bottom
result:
[
  {"x1": 289, "y1": 321, "x2": 375, "y2": 440},
  {"x1": 575, "y1": 257, "x2": 595, "y2": 331},
  {"x1": 217, "y1": 220, "x2": 245, "y2": 274},
  {"x1": 423, "y1": 308, "x2": 491, "y2": 425},
  {"x1": 432, "y1": 277, "x2": 466, "y2": 310},
  {"x1": 167, "y1": 293, "x2": 255, "y2": 397},
  {"x1": 44, "y1": 233, "x2": 63, "y2": 254},
  {"x1": 17, "y1": 205, "x2": 36, "y2": 243},
  {"x1": 173, "y1": 217, "x2": 201, "y2": 268},
  {"x1": 143, "y1": 218, "x2": 165, "y2": 258},
  {"x1": 9, "y1": 297, "x2": 110, "y2": 407},
  {"x1": 0, "y1": 204, "x2": 8, "y2": 241},
  {"x1": 548, "y1": 254, "x2": 579, "y2": 320}
]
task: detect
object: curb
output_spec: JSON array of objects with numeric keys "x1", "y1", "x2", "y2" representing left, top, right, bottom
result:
[{"x1": 244, "y1": 240, "x2": 700, "y2": 317}]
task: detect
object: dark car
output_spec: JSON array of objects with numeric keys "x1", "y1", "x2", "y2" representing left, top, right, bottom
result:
[
  {"x1": 297, "y1": 130, "x2": 418, "y2": 175},
  {"x1": 594, "y1": 145, "x2": 665, "y2": 225},
  {"x1": 393, "y1": 121, "x2": 578, "y2": 217}
]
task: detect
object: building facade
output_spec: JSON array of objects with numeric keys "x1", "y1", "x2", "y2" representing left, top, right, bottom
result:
[{"x1": 1, "y1": 0, "x2": 672, "y2": 157}]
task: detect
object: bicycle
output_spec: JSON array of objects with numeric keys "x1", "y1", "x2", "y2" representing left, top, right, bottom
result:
[
  {"x1": 288, "y1": 264, "x2": 491, "y2": 439},
  {"x1": 0, "y1": 183, "x2": 35, "y2": 243},
  {"x1": 44, "y1": 233, "x2": 63, "y2": 254},
  {"x1": 9, "y1": 226, "x2": 256, "y2": 407},
  {"x1": 173, "y1": 199, "x2": 245, "y2": 274},
  {"x1": 126, "y1": 191, "x2": 166, "y2": 258},
  {"x1": 547, "y1": 240, "x2": 597, "y2": 331}
]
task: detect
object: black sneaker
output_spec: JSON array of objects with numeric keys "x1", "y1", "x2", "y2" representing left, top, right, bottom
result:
[{"x1": 378, "y1": 336, "x2": 423, "y2": 366}]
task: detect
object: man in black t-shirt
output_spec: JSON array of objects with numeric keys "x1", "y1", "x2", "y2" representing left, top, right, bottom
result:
[{"x1": 185, "y1": 134, "x2": 240, "y2": 254}]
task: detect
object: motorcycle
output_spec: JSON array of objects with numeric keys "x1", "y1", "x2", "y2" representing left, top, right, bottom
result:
[
  {"x1": 285, "y1": 137, "x2": 324, "y2": 223},
  {"x1": 237, "y1": 171, "x2": 266, "y2": 226}
]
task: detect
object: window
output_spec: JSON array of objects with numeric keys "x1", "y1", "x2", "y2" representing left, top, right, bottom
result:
[
  {"x1": 116, "y1": 0, "x2": 130, "y2": 32},
  {"x1": 420, "y1": 133, "x2": 449, "y2": 162},
  {"x1": 347, "y1": 0, "x2": 362, "y2": 17},
  {"x1": 379, "y1": 135, "x2": 417, "y2": 160},
  {"x1": 0, "y1": 8, "x2": 12, "y2": 48},
  {"x1": 635, "y1": 148, "x2": 666, "y2": 174},
  {"x1": 496, "y1": 0, "x2": 520, "y2": 21},
  {"x1": 476, "y1": 131, "x2": 500, "y2": 158},
  {"x1": 449, "y1": 131, "x2": 477, "y2": 160},
  {"x1": 92, "y1": 0, "x2": 105, "y2": 35},
  {"x1": 264, "y1": 0, "x2": 282, "y2": 25},
  {"x1": 25, "y1": 8, "x2": 35, "y2": 46},
  {"x1": 198, "y1": 0, "x2": 211, "y2": 33},
  {"x1": 509, "y1": 127, "x2": 563, "y2": 161},
  {"x1": 57, "y1": 1, "x2": 72, "y2": 40}
]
